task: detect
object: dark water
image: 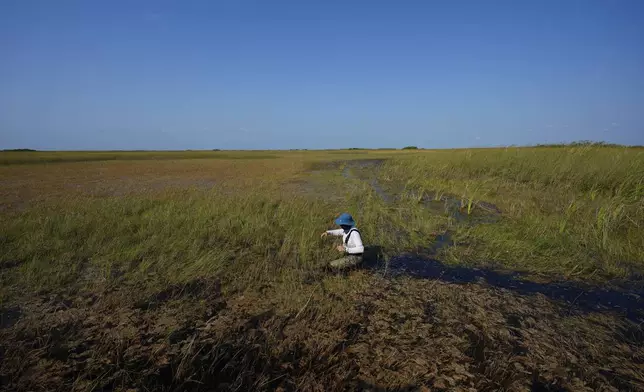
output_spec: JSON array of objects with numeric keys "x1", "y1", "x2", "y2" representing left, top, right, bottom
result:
[
  {"x1": 341, "y1": 160, "x2": 393, "y2": 203},
  {"x1": 340, "y1": 159, "x2": 501, "y2": 223},
  {"x1": 419, "y1": 196, "x2": 500, "y2": 224},
  {"x1": 0, "y1": 306, "x2": 22, "y2": 329},
  {"x1": 362, "y1": 250, "x2": 644, "y2": 322}
]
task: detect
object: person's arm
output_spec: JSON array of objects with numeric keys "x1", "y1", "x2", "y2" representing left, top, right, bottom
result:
[
  {"x1": 345, "y1": 231, "x2": 364, "y2": 254},
  {"x1": 325, "y1": 229, "x2": 344, "y2": 236}
]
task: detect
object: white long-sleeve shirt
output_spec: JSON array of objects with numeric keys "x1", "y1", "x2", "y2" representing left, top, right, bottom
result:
[{"x1": 326, "y1": 228, "x2": 364, "y2": 254}]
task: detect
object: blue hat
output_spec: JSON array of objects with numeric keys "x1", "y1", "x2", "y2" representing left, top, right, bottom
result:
[{"x1": 334, "y1": 213, "x2": 355, "y2": 227}]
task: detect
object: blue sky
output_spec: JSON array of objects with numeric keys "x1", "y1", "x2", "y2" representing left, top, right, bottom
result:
[{"x1": 1, "y1": 0, "x2": 643, "y2": 150}]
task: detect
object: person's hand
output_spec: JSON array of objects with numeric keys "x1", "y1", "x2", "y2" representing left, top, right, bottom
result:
[
  {"x1": 336, "y1": 245, "x2": 345, "y2": 252},
  {"x1": 320, "y1": 232, "x2": 328, "y2": 238}
]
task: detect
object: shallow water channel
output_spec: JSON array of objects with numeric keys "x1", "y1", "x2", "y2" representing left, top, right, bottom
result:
[{"x1": 335, "y1": 159, "x2": 644, "y2": 322}]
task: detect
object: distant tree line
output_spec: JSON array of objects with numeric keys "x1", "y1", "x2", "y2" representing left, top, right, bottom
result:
[
  {"x1": 343, "y1": 146, "x2": 421, "y2": 150},
  {"x1": 2, "y1": 148, "x2": 37, "y2": 152},
  {"x1": 534, "y1": 140, "x2": 642, "y2": 148}
]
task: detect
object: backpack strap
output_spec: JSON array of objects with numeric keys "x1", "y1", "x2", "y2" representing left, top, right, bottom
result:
[{"x1": 344, "y1": 228, "x2": 359, "y2": 245}]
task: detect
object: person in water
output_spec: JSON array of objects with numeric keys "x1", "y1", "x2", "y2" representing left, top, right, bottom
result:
[{"x1": 320, "y1": 213, "x2": 364, "y2": 269}]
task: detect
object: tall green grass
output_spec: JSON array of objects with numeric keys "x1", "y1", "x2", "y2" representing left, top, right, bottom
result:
[
  {"x1": 0, "y1": 166, "x2": 445, "y2": 301},
  {"x1": 381, "y1": 146, "x2": 644, "y2": 280},
  {"x1": 1, "y1": 191, "x2": 323, "y2": 296}
]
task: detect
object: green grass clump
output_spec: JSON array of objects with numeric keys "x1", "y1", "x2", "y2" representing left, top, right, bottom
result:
[{"x1": 381, "y1": 146, "x2": 644, "y2": 280}]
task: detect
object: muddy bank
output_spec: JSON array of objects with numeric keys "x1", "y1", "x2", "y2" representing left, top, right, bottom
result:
[{"x1": 2, "y1": 272, "x2": 643, "y2": 391}]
